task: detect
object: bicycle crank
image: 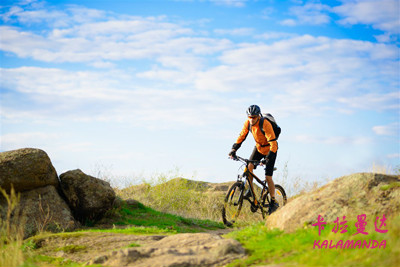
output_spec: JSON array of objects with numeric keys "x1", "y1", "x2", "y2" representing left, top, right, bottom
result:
[{"x1": 250, "y1": 203, "x2": 258, "y2": 213}]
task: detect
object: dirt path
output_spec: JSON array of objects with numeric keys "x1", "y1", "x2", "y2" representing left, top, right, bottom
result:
[
  {"x1": 33, "y1": 232, "x2": 168, "y2": 263},
  {"x1": 31, "y1": 227, "x2": 242, "y2": 266},
  {"x1": 205, "y1": 227, "x2": 236, "y2": 236}
]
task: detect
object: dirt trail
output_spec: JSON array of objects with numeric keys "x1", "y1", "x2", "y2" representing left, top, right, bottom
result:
[
  {"x1": 32, "y1": 232, "x2": 167, "y2": 263},
  {"x1": 31, "y1": 227, "x2": 242, "y2": 267}
]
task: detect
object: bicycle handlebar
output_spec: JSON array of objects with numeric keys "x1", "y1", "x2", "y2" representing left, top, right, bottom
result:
[{"x1": 231, "y1": 155, "x2": 266, "y2": 166}]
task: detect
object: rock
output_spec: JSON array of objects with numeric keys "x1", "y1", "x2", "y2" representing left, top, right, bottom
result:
[
  {"x1": 0, "y1": 148, "x2": 59, "y2": 192},
  {"x1": 59, "y1": 169, "x2": 116, "y2": 222},
  {"x1": 91, "y1": 233, "x2": 245, "y2": 267},
  {"x1": 0, "y1": 185, "x2": 77, "y2": 238},
  {"x1": 266, "y1": 173, "x2": 400, "y2": 232}
]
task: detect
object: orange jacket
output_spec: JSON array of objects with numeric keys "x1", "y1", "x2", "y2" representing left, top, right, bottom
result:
[{"x1": 235, "y1": 118, "x2": 278, "y2": 155}]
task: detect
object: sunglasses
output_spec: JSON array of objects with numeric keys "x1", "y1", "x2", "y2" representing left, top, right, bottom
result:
[{"x1": 248, "y1": 116, "x2": 258, "y2": 119}]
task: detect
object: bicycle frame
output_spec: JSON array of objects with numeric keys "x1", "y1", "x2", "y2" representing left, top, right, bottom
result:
[{"x1": 235, "y1": 156, "x2": 268, "y2": 207}]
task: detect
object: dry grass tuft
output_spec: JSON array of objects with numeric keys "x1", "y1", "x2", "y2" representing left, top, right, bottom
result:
[{"x1": 0, "y1": 186, "x2": 25, "y2": 267}]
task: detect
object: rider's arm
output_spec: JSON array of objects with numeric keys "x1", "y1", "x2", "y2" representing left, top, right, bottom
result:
[
  {"x1": 263, "y1": 119, "x2": 278, "y2": 153},
  {"x1": 234, "y1": 120, "x2": 250, "y2": 147}
]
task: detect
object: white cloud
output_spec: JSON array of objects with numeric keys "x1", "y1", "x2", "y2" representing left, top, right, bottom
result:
[
  {"x1": 0, "y1": 66, "x2": 233, "y2": 129},
  {"x1": 1, "y1": 14, "x2": 398, "y2": 122},
  {"x1": 0, "y1": 20, "x2": 232, "y2": 63},
  {"x1": 281, "y1": 0, "x2": 399, "y2": 42},
  {"x1": 337, "y1": 92, "x2": 400, "y2": 111},
  {"x1": 256, "y1": 31, "x2": 297, "y2": 40},
  {"x1": 209, "y1": 0, "x2": 248, "y2": 7},
  {"x1": 334, "y1": 0, "x2": 400, "y2": 35},
  {"x1": 280, "y1": 19, "x2": 297, "y2": 26},
  {"x1": 1, "y1": 2, "x2": 105, "y2": 27},
  {"x1": 214, "y1": 28, "x2": 254, "y2": 36},
  {"x1": 372, "y1": 122, "x2": 399, "y2": 136},
  {"x1": 89, "y1": 60, "x2": 116, "y2": 69},
  {"x1": 193, "y1": 35, "x2": 399, "y2": 115},
  {"x1": 281, "y1": 2, "x2": 332, "y2": 26},
  {"x1": 157, "y1": 55, "x2": 205, "y2": 71}
]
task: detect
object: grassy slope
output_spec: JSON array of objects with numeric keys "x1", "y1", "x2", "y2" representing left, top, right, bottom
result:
[
  {"x1": 226, "y1": 215, "x2": 400, "y2": 267},
  {"x1": 103, "y1": 199, "x2": 225, "y2": 233}
]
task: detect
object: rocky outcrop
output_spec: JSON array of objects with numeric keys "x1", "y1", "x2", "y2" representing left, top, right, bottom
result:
[
  {"x1": 90, "y1": 233, "x2": 245, "y2": 267},
  {"x1": 0, "y1": 148, "x2": 59, "y2": 192},
  {"x1": 0, "y1": 148, "x2": 79, "y2": 237},
  {"x1": 266, "y1": 173, "x2": 400, "y2": 232},
  {"x1": 12, "y1": 185, "x2": 77, "y2": 237},
  {"x1": 0, "y1": 148, "x2": 115, "y2": 237},
  {"x1": 59, "y1": 169, "x2": 116, "y2": 222}
]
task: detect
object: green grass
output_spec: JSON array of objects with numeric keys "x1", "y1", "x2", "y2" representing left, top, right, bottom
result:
[
  {"x1": 116, "y1": 175, "x2": 225, "y2": 222},
  {"x1": 226, "y1": 215, "x2": 400, "y2": 267},
  {"x1": 109, "y1": 199, "x2": 225, "y2": 233},
  {"x1": 54, "y1": 245, "x2": 87, "y2": 253},
  {"x1": 126, "y1": 243, "x2": 140, "y2": 248},
  {"x1": 380, "y1": 182, "x2": 400, "y2": 191}
]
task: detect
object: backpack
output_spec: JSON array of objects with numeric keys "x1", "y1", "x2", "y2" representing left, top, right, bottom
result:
[{"x1": 248, "y1": 113, "x2": 281, "y2": 141}]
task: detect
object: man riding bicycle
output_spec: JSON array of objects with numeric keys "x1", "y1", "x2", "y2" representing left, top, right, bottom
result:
[{"x1": 229, "y1": 105, "x2": 279, "y2": 214}]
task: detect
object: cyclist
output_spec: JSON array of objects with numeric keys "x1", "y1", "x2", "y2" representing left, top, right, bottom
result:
[{"x1": 229, "y1": 104, "x2": 279, "y2": 214}]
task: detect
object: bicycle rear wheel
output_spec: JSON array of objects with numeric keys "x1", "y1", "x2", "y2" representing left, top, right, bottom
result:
[
  {"x1": 222, "y1": 181, "x2": 244, "y2": 227},
  {"x1": 262, "y1": 184, "x2": 287, "y2": 212}
]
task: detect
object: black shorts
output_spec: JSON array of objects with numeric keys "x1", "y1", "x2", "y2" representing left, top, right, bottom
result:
[{"x1": 249, "y1": 146, "x2": 277, "y2": 176}]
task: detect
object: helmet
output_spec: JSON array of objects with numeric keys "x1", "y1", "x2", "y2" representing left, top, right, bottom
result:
[{"x1": 246, "y1": 105, "x2": 261, "y2": 116}]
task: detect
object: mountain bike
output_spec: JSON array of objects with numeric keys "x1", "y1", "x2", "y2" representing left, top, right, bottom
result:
[{"x1": 222, "y1": 155, "x2": 287, "y2": 227}]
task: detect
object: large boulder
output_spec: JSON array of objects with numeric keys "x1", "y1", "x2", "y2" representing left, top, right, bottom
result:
[
  {"x1": 0, "y1": 185, "x2": 77, "y2": 238},
  {"x1": 0, "y1": 148, "x2": 59, "y2": 192},
  {"x1": 59, "y1": 169, "x2": 116, "y2": 222},
  {"x1": 266, "y1": 173, "x2": 400, "y2": 232}
]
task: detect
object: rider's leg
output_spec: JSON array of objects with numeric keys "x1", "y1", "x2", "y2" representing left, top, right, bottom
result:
[
  {"x1": 265, "y1": 175, "x2": 275, "y2": 199},
  {"x1": 247, "y1": 163, "x2": 255, "y2": 197},
  {"x1": 248, "y1": 146, "x2": 261, "y2": 195},
  {"x1": 266, "y1": 174, "x2": 278, "y2": 213},
  {"x1": 265, "y1": 150, "x2": 278, "y2": 204},
  {"x1": 248, "y1": 163, "x2": 255, "y2": 192}
]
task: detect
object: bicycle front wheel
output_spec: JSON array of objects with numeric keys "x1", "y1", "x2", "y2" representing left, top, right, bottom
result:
[{"x1": 222, "y1": 181, "x2": 244, "y2": 227}]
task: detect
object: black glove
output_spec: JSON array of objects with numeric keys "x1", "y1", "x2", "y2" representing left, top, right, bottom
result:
[{"x1": 229, "y1": 143, "x2": 241, "y2": 158}]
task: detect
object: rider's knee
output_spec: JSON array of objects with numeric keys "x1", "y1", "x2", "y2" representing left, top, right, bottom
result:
[
  {"x1": 265, "y1": 175, "x2": 273, "y2": 182},
  {"x1": 249, "y1": 163, "x2": 255, "y2": 171}
]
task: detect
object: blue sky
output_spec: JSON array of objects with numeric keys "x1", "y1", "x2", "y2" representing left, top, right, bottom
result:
[{"x1": 1, "y1": 0, "x2": 399, "y2": 188}]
